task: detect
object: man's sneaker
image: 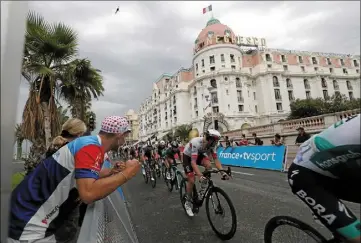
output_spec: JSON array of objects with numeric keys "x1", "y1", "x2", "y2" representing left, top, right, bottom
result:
[
  {"x1": 184, "y1": 201, "x2": 194, "y2": 217},
  {"x1": 166, "y1": 172, "x2": 171, "y2": 180}
]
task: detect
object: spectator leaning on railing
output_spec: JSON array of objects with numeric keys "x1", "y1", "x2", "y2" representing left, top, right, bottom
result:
[
  {"x1": 271, "y1": 133, "x2": 284, "y2": 146},
  {"x1": 295, "y1": 126, "x2": 311, "y2": 146},
  {"x1": 250, "y1": 132, "x2": 263, "y2": 146},
  {"x1": 8, "y1": 115, "x2": 141, "y2": 243},
  {"x1": 239, "y1": 134, "x2": 249, "y2": 146}
]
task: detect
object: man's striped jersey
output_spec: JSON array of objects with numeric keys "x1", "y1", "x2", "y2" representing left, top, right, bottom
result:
[{"x1": 9, "y1": 136, "x2": 105, "y2": 241}]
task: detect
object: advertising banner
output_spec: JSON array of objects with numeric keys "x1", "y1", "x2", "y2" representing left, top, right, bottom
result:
[{"x1": 217, "y1": 145, "x2": 286, "y2": 171}]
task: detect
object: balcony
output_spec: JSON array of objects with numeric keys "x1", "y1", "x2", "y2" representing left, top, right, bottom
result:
[
  {"x1": 237, "y1": 97, "x2": 244, "y2": 102},
  {"x1": 333, "y1": 85, "x2": 340, "y2": 90},
  {"x1": 347, "y1": 85, "x2": 353, "y2": 90},
  {"x1": 194, "y1": 104, "x2": 198, "y2": 109},
  {"x1": 236, "y1": 82, "x2": 241, "y2": 88},
  {"x1": 304, "y1": 84, "x2": 311, "y2": 89},
  {"x1": 273, "y1": 82, "x2": 280, "y2": 87},
  {"x1": 275, "y1": 96, "x2": 282, "y2": 101},
  {"x1": 212, "y1": 98, "x2": 219, "y2": 104},
  {"x1": 286, "y1": 84, "x2": 293, "y2": 89}
]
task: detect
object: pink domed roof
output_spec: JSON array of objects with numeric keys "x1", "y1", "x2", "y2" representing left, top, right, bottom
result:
[{"x1": 195, "y1": 17, "x2": 236, "y2": 45}]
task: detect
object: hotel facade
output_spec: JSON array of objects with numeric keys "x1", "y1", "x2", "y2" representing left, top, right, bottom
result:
[{"x1": 138, "y1": 17, "x2": 360, "y2": 141}]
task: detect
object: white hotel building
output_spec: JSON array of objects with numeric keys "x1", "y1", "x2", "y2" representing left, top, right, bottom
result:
[{"x1": 138, "y1": 17, "x2": 360, "y2": 141}]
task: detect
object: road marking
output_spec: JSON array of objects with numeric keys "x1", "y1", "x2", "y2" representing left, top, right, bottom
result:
[{"x1": 232, "y1": 171, "x2": 254, "y2": 176}]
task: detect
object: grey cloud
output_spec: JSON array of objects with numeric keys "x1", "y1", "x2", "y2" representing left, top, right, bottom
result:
[{"x1": 19, "y1": 1, "x2": 360, "y2": 123}]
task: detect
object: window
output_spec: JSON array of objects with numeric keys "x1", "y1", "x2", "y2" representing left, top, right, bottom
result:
[
  {"x1": 312, "y1": 57, "x2": 318, "y2": 65},
  {"x1": 288, "y1": 90, "x2": 295, "y2": 101},
  {"x1": 329, "y1": 68, "x2": 333, "y2": 73},
  {"x1": 346, "y1": 80, "x2": 353, "y2": 90},
  {"x1": 357, "y1": 69, "x2": 359, "y2": 73},
  {"x1": 221, "y1": 54, "x2": 225, "y2": 62},
  {"x1": 212, "y1": 106, "x2": 219, "y2": 113},
  {"x1": 273, "y1": 76, "x2": 279, "y2": 87},
  {"x1": 281, "y1": 55, "x2": 286, "y2": 62},
  {"x1": 314, "y1": 67, "x2": 318, "y2": 71},
  {"x1": 343, "y1": 68, "x2": 348, "y2": 74},
  {"x1": 238, "y1": 105, "x2": 244, "y2": 112},
  {"x1": 255, "y1": 105, "x2": 258, "y2": 113},
  {"x1": 230, "y1": 54, "x2": 235, "y2": 63},
  {"x1": 301, "y1": 66, "x2": 305, "y2": 72},
  {"x1": 210, "y1": 79, "x2": 217, "y2": 88},
  {"x1": 226, "y1": 89, "x2": 229, "y2": 95},
  {"x1": 323, "y1": 90, "x2": 329, "y2": 100},
  {"x1": 210, "y1": 67, "x2": 215, "y2": 71},
  {"x1": 274, "y1": 89, "x2": 282, "y2": 100},
  {"x1": 201, "y1": 59, "x2": 204, "y2": 67},
  {"x1": 333, "y1": 80, "x2": 339, "y2": 90},
  {"x1": 209, "y1": 55, "x2": 215, "y2": 64},
  {"x1": 211, "y1": 93, "x2": 218, "y2": 104},
  {"x1": 236, "y1": 77, "x2": 241, "y2": 88},
  {"x1": 349, "y1": 92, "x2": 354, "y2": 100},
  {"x1": 267, "y1": 64, "x2": 272, "y2": 68},
  {"x1": 353, "y1": 60, "x2": 359, "y2": 67},
  {"x1": 276, "y1": 103, "x2": 283, "y2": 111},
  {"x1": 195, "y1": 63, "x2": 198, "y2": 71},
  {"x1": 304, "y1": 79, "x2": 310, "y2": 89},
  {"x1": 327, "y1": 58, "x2": 332, "y2": 65},
  {"x1": 321, "y1": 78, "x2": 327, "y2": 88},
  {"x1": 286, "y1": 78, "x2": 292, "y2": 88},
  {"x1": 228, "y1": 104, "x2": 230, "y2": 110},
  {"x1": 306, "y1": 91, "x2": 311, "y2": 99},
  {"x1": 195, "y1": 111, "x2": 198, "y2": 117},
  {"x1": 298, "y1": 56, "x2": 303, "y2": 63},
  {"x1": 231, "y1": 65, "x2": 236, "y2": 70},
  {"x1": 283, "y1": 65, "x2": 288, "y2": 71},
  {"x1": 340, "y1": 59, "x2": 345, "y2": 66},
  {"x1": 265, "y1": 53, "x2": 272, "y2": 62},
  {"x1": 253, "y1": 92, "x2": 256, "y2": 100}
]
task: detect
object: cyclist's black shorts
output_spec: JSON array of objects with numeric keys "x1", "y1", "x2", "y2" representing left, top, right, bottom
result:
[
  {"x1": 288, "y1": 163, "x2": 361, "y2": 240},
  {"x1": 182, "y1": 154, "x2": 206, "y2": 176}
]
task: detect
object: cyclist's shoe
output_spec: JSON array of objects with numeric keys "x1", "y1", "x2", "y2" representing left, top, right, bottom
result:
[
  {"x1": 166, "y1": 171, "x2": 171, "y2": 180},
  {"x1": 192, "y1": 206, "x2": 199, "y2": 214},
  {"x1": 184, "y1": 200, "x2": 194, "y2": 217}
]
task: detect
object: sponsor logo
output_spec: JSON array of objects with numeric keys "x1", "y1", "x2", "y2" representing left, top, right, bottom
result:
[
  {"x1": 313, "y1": 150, "x2": 361, "y2": 170},
  {"x1": 42, "y1": 205, "x2": 59, "y2": 224},
  {"x1": 219, "y1": 151, "x2": 276, "y2": 163}
]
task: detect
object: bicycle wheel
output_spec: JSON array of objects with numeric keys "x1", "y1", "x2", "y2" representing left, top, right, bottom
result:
[
  {"x1": 175, "y1": 170, "x2": 183, "y2": 191},
  {"x1": 150, "y1": 167, "x2": 157, "y2": 188},
  {"x1": 165, "y1": 168, "x2": 174, "y2": 192},
  {"x1": 205, "y1": 187, "x2": 237, "y2": 240},
  {"x1": 264, "y1": 216, "x2": 328, "y2": 243},
  {"x1": 143, "y1": 165, "x2": 148, "y2": 184},
  {"x1": 179, "y1": 178, "x2": 188, "y2": 211}
]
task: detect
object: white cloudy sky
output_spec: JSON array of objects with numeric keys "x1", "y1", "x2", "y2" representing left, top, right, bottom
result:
[{"x1": 1, "y1": 1, "x2": 360, "y2": 130}]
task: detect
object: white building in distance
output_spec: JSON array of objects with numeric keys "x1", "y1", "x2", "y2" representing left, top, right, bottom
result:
[{"x1": 138, "y1": 17, "x2": 360, "y2": 141}]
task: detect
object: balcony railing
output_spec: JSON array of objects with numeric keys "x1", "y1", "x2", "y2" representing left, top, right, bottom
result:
[
  {"x1": 333, "y1": 85, "x2": 340, "y2": 90},
  {"x1": 275, "y1": 96, "x2": 282, "y2": 101},
  {"x1": 194, "y1": 104, "x2": 198, "y2": 109},
  {"x1": 304, "y1": 84, "x2": 311, "y2": 89},
  {"x1": 287, "y1": 84, "x2": 293, "y2": 88},
  {"x1": 273, "y1": 82, "x2": 280, "y2": 87},
  {"x1": 212, "y1": 98, "x2": 219, "y2": 104},
  {"x1": 236, "y1": 82, "x2": 241, "y2": 88},
  {"x1": 237, "y1": 97, "x2": 244, "y2": 102},
  {"x1": 347, "y1": 85, "x2": 353, "y2": 90}
]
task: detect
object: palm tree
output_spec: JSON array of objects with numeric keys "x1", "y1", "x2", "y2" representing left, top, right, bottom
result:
[
  {"x1": 22, "y1": 11, "x2": 78, "y2": 148},
  {"x1": 61, "y1": 58, "x2": 104, "y2": 121},
  {"x1": 175, "y1": 124, "x2": 193, "y2": 143},
  {"x1": 15, "y1": 123, "x2": 25, "y2": 160},
  {"x1": 58, "y1": 106, "x2": 70, "y2": 125}
]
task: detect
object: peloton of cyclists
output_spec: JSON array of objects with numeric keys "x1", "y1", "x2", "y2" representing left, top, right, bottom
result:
[
  {"x1": 182, "y1": 129, "x2": 230, "y2": 217},
  {"x1": 164, "y1": 141, "x2": 182, "y2": 180}
]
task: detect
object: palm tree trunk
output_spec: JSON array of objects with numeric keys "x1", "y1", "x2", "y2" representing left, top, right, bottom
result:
[
  {"x1": 16, "y1": 141, "x2": 23, "y2": 160},
  {"x1": 41, "y1": 102, "x2": 52, "y2": 148}
]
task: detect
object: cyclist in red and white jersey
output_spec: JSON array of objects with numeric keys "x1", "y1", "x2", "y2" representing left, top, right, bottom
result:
[
  {"x1": 288, "y1": 114, "x2": 360, "y2": 243},
  {"x1": 182, "y1": 129, "x2": 229, "y2": 217}
]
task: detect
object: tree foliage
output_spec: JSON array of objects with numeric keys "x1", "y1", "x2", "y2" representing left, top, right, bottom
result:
[
  {"x1": 289, "y1": 94, "x2": 361, "y2": 119},
  {"x1": 175, "y1": 124, "x2": 193, "y2": 142}
]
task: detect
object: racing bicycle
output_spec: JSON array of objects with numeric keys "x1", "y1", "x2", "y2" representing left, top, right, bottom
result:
[
  {"x1": 164, "y1": 161, "x2": 183, "y2": 192},
  {"x1": 179, "y1": 167, "x2": 237, "y2": 240},
  {"x1": 142, "y1": 158, "x2": 157, "y2": 188},
  {"x1": 264, "y1": 215, "x2": 346, "y2": 243}
]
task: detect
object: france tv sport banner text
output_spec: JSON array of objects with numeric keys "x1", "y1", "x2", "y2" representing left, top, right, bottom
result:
[{"x1": 216, "y1": 145, "x2": 286, "y2": 171}]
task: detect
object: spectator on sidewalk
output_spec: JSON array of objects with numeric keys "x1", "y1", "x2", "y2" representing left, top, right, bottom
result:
[
  {"x1": 250, "y1": 132, "x2": 263, "y2": 146},
  {"x1": 8, "y1": 116, "x2": 140, "y2": 243},
  {"x1": 271, "y1": 133, "x2": 284, "y2": 146},
  {"x1": 239, "y1": 134, "x2": 249, "y2": 146},
  {"x1": 295, "y1": 126, "x2": 310, "y2": 145}
]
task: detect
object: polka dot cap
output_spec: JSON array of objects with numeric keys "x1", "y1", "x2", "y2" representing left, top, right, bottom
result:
[{"x1": 100, "y1": 116, "x2": 131, "y2": 134}]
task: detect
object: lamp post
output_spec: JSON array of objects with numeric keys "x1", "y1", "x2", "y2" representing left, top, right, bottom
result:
[{"x1": 205, "y1": 87, "x2": 214, "y2": 129}]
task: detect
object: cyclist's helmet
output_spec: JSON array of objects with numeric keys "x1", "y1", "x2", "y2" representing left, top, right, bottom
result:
[
  {"x1": 204, "y1": 129, "x2": 221, "y2": 147},
  {"x1": 160, "y1": 140, "x2": 166, "y2": 146},
  {"x1": 171, "y1": 141, "x2": 178, "y2": 148}
]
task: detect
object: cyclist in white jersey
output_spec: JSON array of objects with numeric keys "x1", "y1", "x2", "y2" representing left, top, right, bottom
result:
[
  {"x1": 288, "y1": 114, "x2": 360, "y2": 243},
  {"x1": 182, "y1": 129, "x2": 229, "y2": 217}
]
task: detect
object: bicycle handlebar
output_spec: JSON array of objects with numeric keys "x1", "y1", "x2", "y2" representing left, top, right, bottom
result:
[{"x1": 202, "y1": 166, "x2": 232, "y2": 178}]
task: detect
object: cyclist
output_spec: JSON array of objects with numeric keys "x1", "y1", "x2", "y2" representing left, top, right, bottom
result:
[
  {"x1": 142, "y1": 140, "x2": 155, "y2": 180},
  {"x1": 164, "y1": 141, "x2": 182, "y2": 180},
  {"x1": 182, "y1": 129, "x2": 229, "y2": 217},
  {"x1": 288, "y1": 114, "x2": 360, "y2": 243}
]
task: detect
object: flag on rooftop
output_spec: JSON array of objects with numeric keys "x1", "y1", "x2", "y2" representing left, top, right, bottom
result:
[{"x1": 203, "y1": 5, "x2": 212, "y2": 14}]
